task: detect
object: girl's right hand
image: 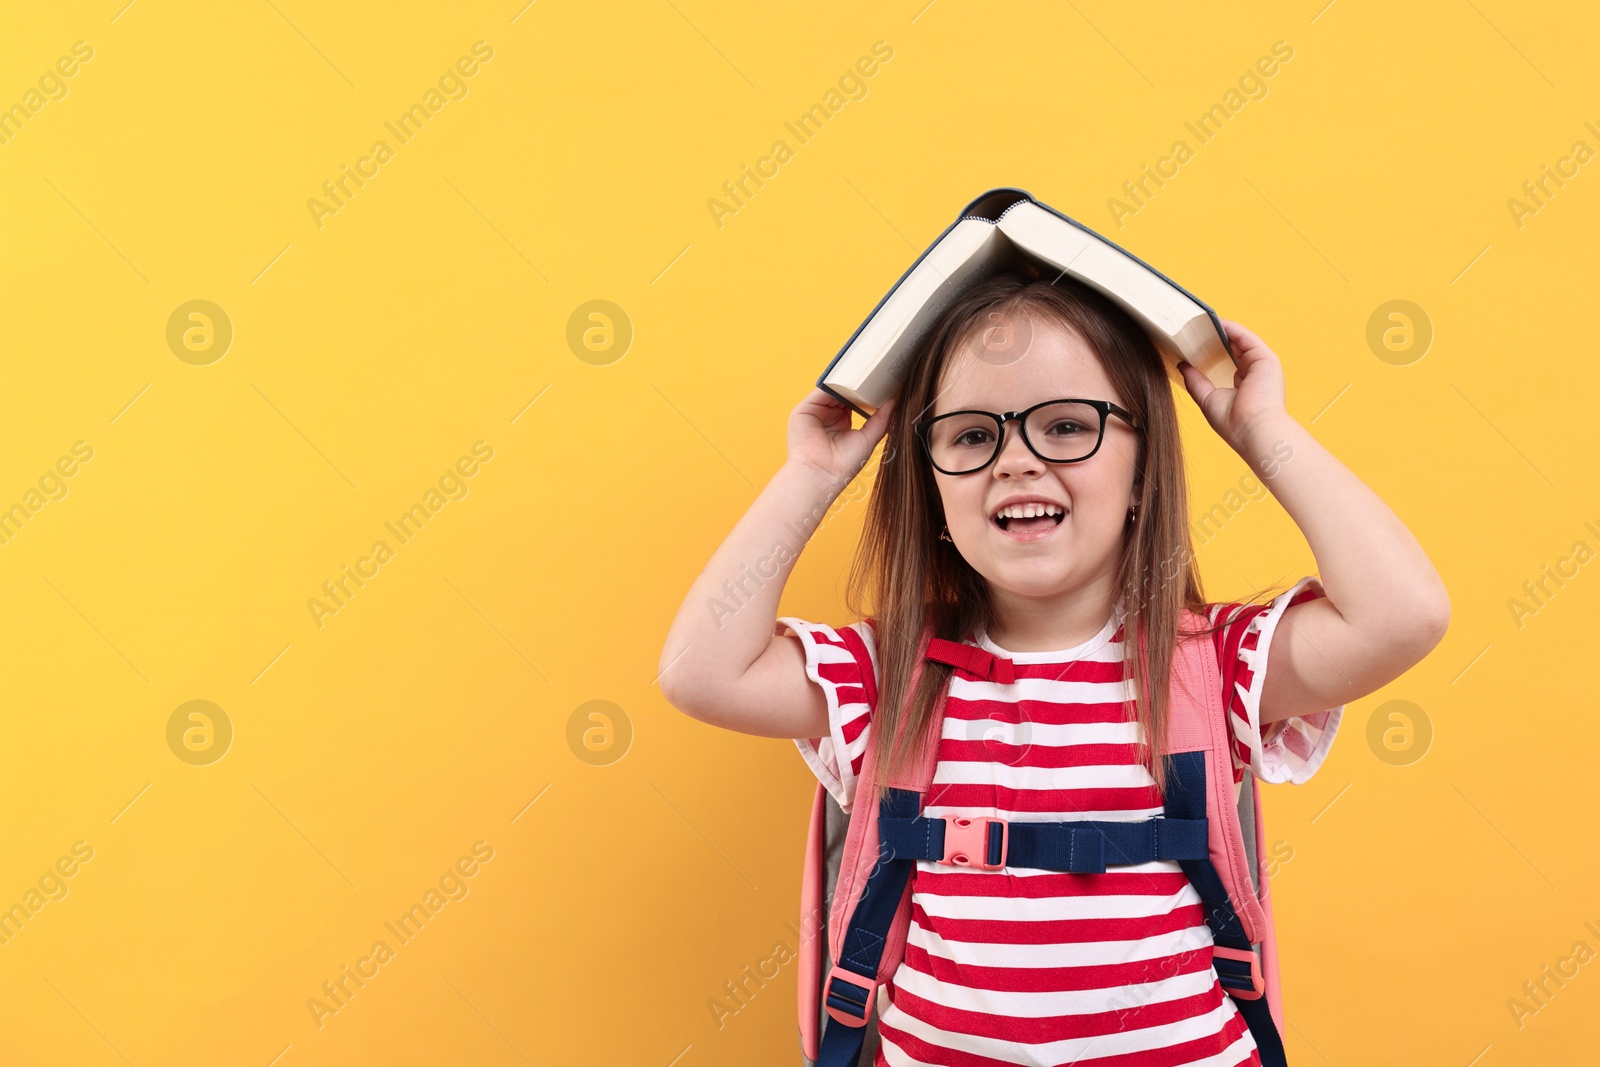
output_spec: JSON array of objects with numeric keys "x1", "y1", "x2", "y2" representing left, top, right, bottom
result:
[{"x1": 786, "y1": 388, "x2": 897, "y2": 486}]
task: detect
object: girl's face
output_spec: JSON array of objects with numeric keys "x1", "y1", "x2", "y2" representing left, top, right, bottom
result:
[{"x1": 929, "y1": 310, "x2": 1141, "y2": 615}]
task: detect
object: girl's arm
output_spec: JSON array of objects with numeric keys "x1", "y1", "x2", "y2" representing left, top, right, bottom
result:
[
  {"x1": 658, "y1": 390, "x2": 897, "y2": 738},
  {"x1": 1178, "y1": 321, "x2": 1451, "y2": 726}
]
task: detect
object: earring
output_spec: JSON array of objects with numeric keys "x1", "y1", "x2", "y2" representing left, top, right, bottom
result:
[
  {"x1": 940, "y1": 525, "x2": 953, "y2": 542},
  {"x1": 1126, "y1": 503, "x2": 1139, "y2": 522}
]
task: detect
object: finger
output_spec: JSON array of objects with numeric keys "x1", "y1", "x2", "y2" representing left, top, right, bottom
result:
[
  {"x1": 1219, "y1": 318, "x2": 1271, "y2": 359},
  {"x1": 798, "y1": 388, "x2": 852, "y2": 428},
  {"x1": 803, "y1": 386, "x2": 853, "y2": 410},
  {"x1": 1176, "y1": 360, "x2": 1216, "y2": 406},
  {"x1": 861, "y1": 396, "x2": 897, "y2": 439},
  {"x1": 1223, "y1": 331, "x2": 1279, "y2": 380}
]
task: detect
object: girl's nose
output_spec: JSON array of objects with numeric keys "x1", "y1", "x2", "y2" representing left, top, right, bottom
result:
[{"x1": 991, "y1": 421, "x2": 1042, "y2": 477}]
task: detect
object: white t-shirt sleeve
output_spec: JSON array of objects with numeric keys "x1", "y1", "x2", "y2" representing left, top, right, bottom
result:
[
  {"x1": 775, "y1": 616, "x2": 879, "y2": 814},
  {"x1": 1211, "y1": 576, "x2": 1344, "y2": 785}
]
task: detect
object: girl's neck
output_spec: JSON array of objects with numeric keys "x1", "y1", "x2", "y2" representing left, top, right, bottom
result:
[{"x1": 984, "y1": 585, "x2": 1122, "y2": 654}]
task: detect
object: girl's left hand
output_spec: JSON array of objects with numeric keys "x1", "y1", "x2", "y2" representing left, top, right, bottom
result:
[{"x1": 1176, "y1": 318, "x2": 1288, "y2": 451}]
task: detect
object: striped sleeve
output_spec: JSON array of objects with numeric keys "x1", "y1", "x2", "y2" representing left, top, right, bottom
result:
[
  {"x1": 1208, "y1": 576, "x2": 1344, "y2": 786},
  {"x1": 775, "y1": 616, "x2": 879, "y2": 814}
]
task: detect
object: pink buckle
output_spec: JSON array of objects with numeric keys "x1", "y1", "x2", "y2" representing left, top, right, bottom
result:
[
  {"x1": 824, "y1": 965, "x2": 877, "y2": 1027},
  {"x1": 1212, "y1": 945, "x2": 1265, "y2": 1000},
  {"x1": 940, "y1": 815, "x2": 1007, "y2": 871}
]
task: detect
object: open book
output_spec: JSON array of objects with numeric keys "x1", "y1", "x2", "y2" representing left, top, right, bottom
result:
[{"x1": 818, "y1": 188, "x2": 1237, "y2": 417}]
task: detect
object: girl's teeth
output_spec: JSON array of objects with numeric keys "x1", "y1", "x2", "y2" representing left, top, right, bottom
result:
[{"x1": 992, "y1": 503, "x2": 1065, "y2": 531}]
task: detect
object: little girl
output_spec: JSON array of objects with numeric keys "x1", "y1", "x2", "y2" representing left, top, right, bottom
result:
[{"x1": 661, "y1": 273, "x2": 1449, "y2": 1066}]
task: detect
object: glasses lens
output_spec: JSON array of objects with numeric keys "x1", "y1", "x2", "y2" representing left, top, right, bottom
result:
[
  {"x1": 925, "y1": 412, "x2": 1002, "y2": 473},
  {"x1": 1026, "y1": 401, "x2": 1103, "y2": 462}
]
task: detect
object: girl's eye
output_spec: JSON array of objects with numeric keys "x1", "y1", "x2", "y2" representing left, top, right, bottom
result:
[
  {"x1": 1044, "y1": 420, "x2": 1088, "y2": 437},
  {"x1": 952, "y1": 429, "x2": 993, "y2": 448}
]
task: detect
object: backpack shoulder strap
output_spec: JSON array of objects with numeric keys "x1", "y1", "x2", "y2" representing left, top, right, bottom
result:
[
  {"x1": 1161, "y1": 606, "x2": 1288, "y2": 1066},
  {"x1": 815, "y1": 618, "x2": 943, "y2": 1067},
  {"x1": 1163, "y1": 607, "x2": 1268, "y2": 940}
]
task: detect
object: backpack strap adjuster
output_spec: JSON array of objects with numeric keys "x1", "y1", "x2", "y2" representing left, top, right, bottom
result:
[
  {"x1": 823, "y1": 965, "x2": 877, "y2": 1027},
  {"x1": 940, "y1": 815, "x2": 1007, "y2": 870},
  {"x1": 1212, "y1": 944, "x2": 1265, "y2": 1000}
]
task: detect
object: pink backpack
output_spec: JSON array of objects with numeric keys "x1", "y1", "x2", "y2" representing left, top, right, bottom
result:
[{"x1": 796, "y1": 609, "x2": 1288, "y2": 1066}]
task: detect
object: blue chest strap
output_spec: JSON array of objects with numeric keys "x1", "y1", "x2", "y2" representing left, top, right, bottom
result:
[{"x1": 877, "y1": 810, "x2": 1209, "y2": 872}]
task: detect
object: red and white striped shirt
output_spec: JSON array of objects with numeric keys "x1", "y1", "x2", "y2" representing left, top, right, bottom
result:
[{"x1": 781, "y1": 576, "x2": 1342, "y2": 1067}]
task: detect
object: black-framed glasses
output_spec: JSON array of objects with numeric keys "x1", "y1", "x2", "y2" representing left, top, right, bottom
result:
[{"x1": 914, "y1": 398, "x2": 1141, "y2": 476}]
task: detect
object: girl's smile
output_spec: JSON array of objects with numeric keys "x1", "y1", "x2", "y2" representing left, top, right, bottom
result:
[{"x1": 989, "y1": 496, "x2": 1068, "y2": 541}]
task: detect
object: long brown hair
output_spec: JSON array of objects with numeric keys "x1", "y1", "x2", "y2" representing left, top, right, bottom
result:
[{"x1": 845, "y1": 269, "x2": 1280, "y2": 798}]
